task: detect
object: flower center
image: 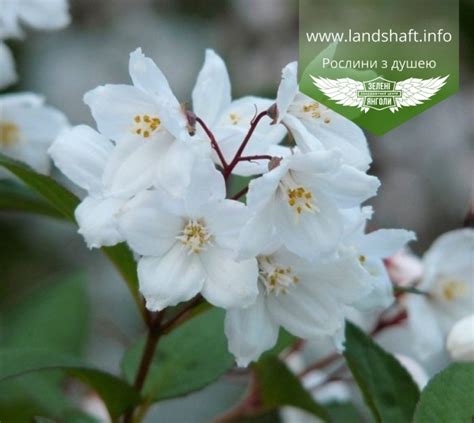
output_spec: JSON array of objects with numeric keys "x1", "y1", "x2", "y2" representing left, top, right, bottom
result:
[
  {"x1": 300, "y1": 102, "x2": 331, "y2": 124},
  {"x1": 279, "y1": 174, "x2": 318, "y2": 221},
  {"x1": 438, "y1": 279, "x2": 468, "y2": 302},
  {"x1": 132, "y1": 114, "x2": 161, "y2": 138},
  {"x1": 258, "y1": 256, "x2": 299, "y2": 295},
  {"x1": 177, "y1": 219, "x2": 212, "y2": 254},
  {"x1": 229, "y1": 112, "x2": 240, "y2": 125},
  {"x1": 0, "y1": 121, "x2": 20, "y2": 147}
]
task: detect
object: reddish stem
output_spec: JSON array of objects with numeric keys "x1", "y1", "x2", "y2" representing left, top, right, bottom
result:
[
  {"x1": 224, "y1": 111, "x2": 269, "y2": 179},
  {"x1": 231, "y1": 186, "x2": 249, "y2": 201},
  {"x1": 196, "y1": 117, "x2": 228, "y2": 168},
  {"x1": 237, "y1": 154, "x2": 273, "y2": 162}
]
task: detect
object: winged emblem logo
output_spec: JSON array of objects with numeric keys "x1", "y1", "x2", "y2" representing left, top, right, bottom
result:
[{"x1": 310, "y1": 75, "x2": 449, "y2": 113}]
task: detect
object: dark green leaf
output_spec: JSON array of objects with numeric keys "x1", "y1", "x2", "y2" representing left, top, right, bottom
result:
[
  {"x1": 0, "y1": 349, "x2": 140, "y2": 421},
  {"x1": 325, "y1": 401, "x2": 363, "y2": 423},
  {"x1": 343, "y1": 321, "x2": 420, "y2": 423},
  {"x1": 235, "y1": 411, "x2": 282, "y2": 422},
  {"x1": 254, "y1": 355, "x2": 331, "y2": 422},
  {"x1": 2, "y1": 274, "x2": 89, "y2": 355},
  {"x1": 0, "y1": 153, "x2": 79, "y2": 221},
  {"x1": 122, "y1": 307, "x2": 234, "y2": 401},
  {"x1": 264, "y1": 330, "x2": 296, "y2": 357},
  {"x1": 414, "y1": 362, "x2": 474, "y2": 423},
  {"x1": 0, "y1": 180, "x2": 63, "y2": 219},
  {"x1": 101, "y1": 243, "x2": 141, "y2": 314},
  {"x1": 0, "y1": 153, "x2": 141, "y2": 313}
]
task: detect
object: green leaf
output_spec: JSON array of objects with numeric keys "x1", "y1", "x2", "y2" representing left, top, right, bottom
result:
[
  {"x1": 102, "y1": 243, "x2": 141, "y2": 312},
  {"x1": 0, "y1": 275, "x2": 89, "y2": 421},
  {"x1": 0, "y1": 349, "x2": 140, "y2": 421},
  {"x1": 254, "y1": 355, "x2": 331, "y2": 422},
  {"x1": 264, "y1": 330, "x2": 296, "y2": 357},
  {"x1": 343, "y1": 321, "x2": 420, "y2": 423},
  {"x1": 0, "y1": 154, "x2": 141, "y2": 313},
  {"x1": 0, "y1": 180, "x2": 64, "y2": 219},
  {"x1": 414, "y1": 362, "x2": 474, "y2": 423},
  {"x1": 122, "y1": 307, "x2": 234, "y2": 401},
  {"x1": 2, "y1": 274, "x2": 89, "y2": 355},
  {"x1": 325, "y1": 401, "x2": 363, "y2": 423},
  {"x1": 0, "y1": 153, "x2": 79, "y2": 221}
]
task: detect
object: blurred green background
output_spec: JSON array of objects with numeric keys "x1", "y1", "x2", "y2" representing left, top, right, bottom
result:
[{"x1": 1, "y1": 0, "x2": 472, "y2": 421}]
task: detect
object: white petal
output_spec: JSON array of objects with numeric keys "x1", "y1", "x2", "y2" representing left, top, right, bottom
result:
[
  {"x1": 200, "y1": 247, "x2": 258, "y2": 309},
  {"x1": 18, "y1": 0, "x2": 69, "y2": 31},
  {"x1": 75, "y1": 196, "x2": 126, "y2": 249},
  {"x1": 238, "y1": 202, "x2": 278, "y2": 260},
  {"x1": 283, "y1": 114, "x2": 323, "y2": 152},
  {"x1": 316, "y1": 164, "x2": 380, "y2": 208},
  {"x1": 447, "y1": 315, "x2": 474, "y2": 362},
  {"x1": 358, "y1": 229, "x2": 417, "y2": 259},
  {"x1": 421, "y1": 228, "x2": 474, "y2": 290},
  {"x1": 352, "y1": 259, "x2": 395, "y2": 311},
  {"x1": 276, "y1": 62, "x2": 298, "y2": 123},
  {"x1": 117, "y1": 191, "x2": 183, "y2": 257},
  {"x1": 129, "y1": 48, "x2": 187, "y2": 140},
  {"x1": 405, "y1": 294, "x2": 445, "y2": 361},
  {"x1": 267, "y1": 281, "x2": 342, "y2": 338},
  {"x1": 246, "y1": 162, "x2": 288, "y2": 213},
  {"x1": 0, "y1": 92, "x2": 44, "y2": 108},
  {"x1": 275, "y1": 195, "x2": 342, "y2": 259},
  {"x1": 225, "y1": 286, "x2": 279, "y2": 367},
  {"x1": 138, "y1": 243, "x2": 205, "y2": 311},
  {"x1": 216, "y1": 96, "x2": 286, "y2": 145},
  {"x1": 83, "y1": 84, "x2": 158, "y2": 143},
  {"x1": 0, "y1": 1, "x2": 22, "y2": 38},
  {"x1": 102, "y1": 136, "x2": 169, "y2": 197},
  {"x1": 287, "y1": 149, "x2": 341, "y2": 174},
  {"x1": 182, "y1": 157, "x2": 226, "y2": 216},
  {"x1": 0, "y1": 42, "x2": 17, "y2": 89},
  {"x1": 156, "y1": 139, "x2": 212, "y2": 199},
  {"x1": 49, "y1": 125, "x2": 113, "y2": 195},
  {"x1": 192, "y1": 49, "x2": 231, "y2": 126},
  {"x1": 303, "y1": 108, "x2": 372, "y2": 171},
  {"x1": 203, "y1": 199, "x2": 249, "y2": 251},
  {"x1": 310, "y1": 253, "x2": 374, "y2": 305}
]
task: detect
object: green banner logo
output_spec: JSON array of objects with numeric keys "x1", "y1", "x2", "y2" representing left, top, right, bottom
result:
[{"x1": 299, "y1": 0, "x2": 459, "y2": 135}]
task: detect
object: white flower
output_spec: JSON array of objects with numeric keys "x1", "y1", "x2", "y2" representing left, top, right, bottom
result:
[
  {"x1": 49, "y1": 125, "x2": 126, "y2": 248},
  {"x1": 340, "y1": 207, "x2": 417, "y2": 311},
  {"x1": 238, "y1": 150, "x2": 380, "y2": 260},
  {"x1": 1, "y1": 92, "x2": 68, "y2": 174},
  {"x1": 405, "y1": 228, "x2": 474, "y2": 362},
  {"x1": 0, "y1": 42, "x2": 16, "y2": 89},
  {"x1": 117, "y1": 159, "x2": 258, "y2": 311},
  {"x1": 0, "y1": 0, "x2": 70, "y2": 39},
  {"x1": 274, "y1": 62, "x2": 371, "y2": 170},
  {"x1": 84, "y1": 48, "x2": 207, "y2": 198},
  {"x1": 192, "y1": 49, "x2": 286, "y2": 175},
  {"x1": 225, "y1": 247, "x2": 371, "y2": 366},
  {"x1": 446, "y1": 314, "x2": 474, "y2": 362}
]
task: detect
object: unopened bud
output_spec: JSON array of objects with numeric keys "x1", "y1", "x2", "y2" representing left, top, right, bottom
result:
[
  {"x1": 267, "y1": 103, "x2": 278, "y2": 124},
  {"x1": 447, "y1": 314, "x2": 474, "y2": 362},
  {"x1": 268, "y1": 156, "x2": 282, "y2": 171}
]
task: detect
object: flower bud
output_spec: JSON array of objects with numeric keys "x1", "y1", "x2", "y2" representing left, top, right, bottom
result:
[
  {"x1": 268, "y1": 156, "x2": 282, "y2": 171},
  {"x1": 447, "y1": 314, "x2": 474, "y2": 362},
  {"x1": 185, "y1": 109, "x2": 196, "y2": 136},
  {"x1": 267, "y1": 103, "x2": 278, "y2": 124}
]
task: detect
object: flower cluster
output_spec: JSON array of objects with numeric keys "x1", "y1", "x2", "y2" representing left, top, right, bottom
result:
[
  {"x1": 0, "y1": 0, "x2": 70, "y2": 174},
  {"x1": 384, "y1": 228, "x2": 474, "y2": 368},
  {"x1": 49, "y1": 48, "x2": 416, "y2": 366}
]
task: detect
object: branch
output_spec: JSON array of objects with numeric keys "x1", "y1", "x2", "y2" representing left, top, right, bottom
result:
[
  {"x1": 196, "y1": 117, "x2": 228, "y2": 168},
  {"x1": 224, "y1": 111, "x2": 269, "y2": 179}
]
